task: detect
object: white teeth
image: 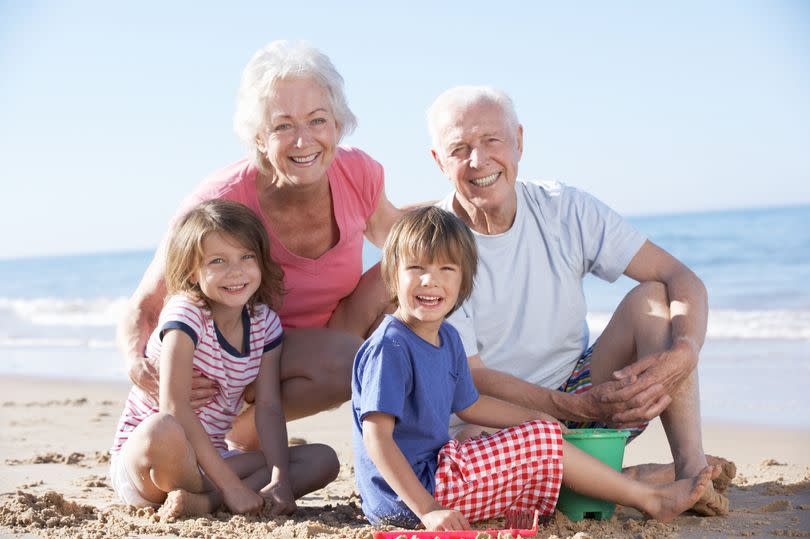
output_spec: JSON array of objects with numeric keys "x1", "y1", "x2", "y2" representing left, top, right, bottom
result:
[
  {"x1": 224, "y1": 284, "x2": 246, "y2": 291},
  {"x1": 290, "y1": 153, "x2": 318, "y2": 164},
  {"x1": 416, "y1": 295, "x2": 440, "y2": 304},
  {"x1": 470, "y1": 172, "x2": 499, "y2": 187}
]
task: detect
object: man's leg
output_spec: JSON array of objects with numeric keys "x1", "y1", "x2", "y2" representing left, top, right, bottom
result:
[{"x1": 589, "y1": 282, "x2": 728, "y2": 515}]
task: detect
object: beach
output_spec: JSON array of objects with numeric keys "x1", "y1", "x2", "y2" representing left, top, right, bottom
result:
[{"x1": 2, "y1": 374, "x2": 809, "y2": 538}]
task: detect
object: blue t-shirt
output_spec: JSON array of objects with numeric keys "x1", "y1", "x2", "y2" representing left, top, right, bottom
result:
[{"x1": 351, "y1": 315, "x2": 479, "y2": 526}]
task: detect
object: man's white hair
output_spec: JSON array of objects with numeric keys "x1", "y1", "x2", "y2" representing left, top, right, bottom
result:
[{"x1": 426, "y1": 86, "x2": 520, "y2": 149}]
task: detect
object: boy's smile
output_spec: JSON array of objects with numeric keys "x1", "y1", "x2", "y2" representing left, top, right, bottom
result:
[{"x1": 393, "y1": 258, "x2": 462, "y2": 345}]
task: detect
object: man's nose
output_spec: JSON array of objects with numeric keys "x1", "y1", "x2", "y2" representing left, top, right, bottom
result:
[{"x1": 469, "y1": 146, "x2": 486, "y2": 168}]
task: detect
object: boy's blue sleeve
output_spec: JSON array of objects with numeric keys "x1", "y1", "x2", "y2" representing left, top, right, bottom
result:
[{"x1": 357, "y1": 340, "x2": 413, "y2": 422}]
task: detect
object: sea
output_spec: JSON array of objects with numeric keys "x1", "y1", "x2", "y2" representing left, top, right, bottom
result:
[{"x1": 1, "y1": 205, "x2": 808, "y2": 428}]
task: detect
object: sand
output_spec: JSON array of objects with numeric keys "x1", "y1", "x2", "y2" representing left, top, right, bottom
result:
[{"x1": 1, "y1": 374, "x2": 809, "y2": 538}]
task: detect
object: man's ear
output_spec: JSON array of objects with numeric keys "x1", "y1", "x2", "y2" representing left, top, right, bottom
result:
[
  {"x1": 431, "y1": 148, "x2": 446, "y2": 175},
  {"x1": 516, "y1": 124, "x2": 524, "y2": 159}
]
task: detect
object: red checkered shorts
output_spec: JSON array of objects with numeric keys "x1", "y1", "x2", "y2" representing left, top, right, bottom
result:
[{"x1": 433, "y1": 420, "x2": 563, "y2": 522}]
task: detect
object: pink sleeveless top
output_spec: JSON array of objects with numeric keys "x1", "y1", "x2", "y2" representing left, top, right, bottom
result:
[{"x1": 171, "y1": 147, "x2": 384, "y2": 328}]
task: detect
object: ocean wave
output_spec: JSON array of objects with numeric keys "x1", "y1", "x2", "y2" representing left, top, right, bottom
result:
[
  {"x1": 0, "y1": 297, "x2": 128, "y2": 327},
  {"x1": 588, "y1": 309, "x2": 810, "y2": 340},
  {"x1": 1, "y1": 297, "x2": 808, "y2": 345}
]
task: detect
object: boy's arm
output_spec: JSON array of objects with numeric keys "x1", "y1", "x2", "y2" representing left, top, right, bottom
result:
[
  {"x1": 159, "y1": 330, "x2": 262, "y2": 514},
  {"x1": 362, "y1": 413, "x2": 470, "y2": 531},
  {"x1": 467, "y1": 354, "x2": 609, "y2": 423},
  {"x1": 456, "y1": 394, "x2": 559, "y2": 429},
  {"x1": 254, "y1": 343, "x2": 296, "y2": 516}
]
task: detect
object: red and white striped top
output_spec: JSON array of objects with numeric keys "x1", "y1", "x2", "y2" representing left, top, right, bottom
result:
[{"x1": 111, "y1": 295, "x2": 283, "y2": 455}]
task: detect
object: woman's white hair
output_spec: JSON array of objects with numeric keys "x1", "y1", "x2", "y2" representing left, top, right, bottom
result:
[
  {"x1": 233, "y1": 41, "x2": 357, "y2": 172},
  {"x1": 426, "y1": 86, "x2": 519, "y2": 149}
]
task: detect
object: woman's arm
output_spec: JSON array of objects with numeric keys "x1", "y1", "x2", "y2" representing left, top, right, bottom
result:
[
  {"x1": 159, "y1": 330, "x2": 262, "y2": 514},
  {"x1": 364, "y1": 189, "x2": 404, "y2": 248},
  {"x1": 253, "y1": 343, "x2": 296, "y2": 516},
  {"x1": 118, "y1": 242, "x2": 219, "y2": 406},
  {"x1": 362, "y1": 413, "x2": 470, "y2": 531}
]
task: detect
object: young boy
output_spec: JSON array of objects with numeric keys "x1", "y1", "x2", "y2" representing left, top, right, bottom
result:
[{"x1": 351, "y1": 207, "x2": 719, "y2": 531}]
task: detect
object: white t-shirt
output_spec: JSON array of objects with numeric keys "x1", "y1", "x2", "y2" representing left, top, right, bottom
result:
[{"x1": 441, "y1": 179, "x2": 646, "y2": 391}]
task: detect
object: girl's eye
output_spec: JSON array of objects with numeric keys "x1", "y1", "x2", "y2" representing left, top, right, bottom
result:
[
  {"x1": 242, "y1": 253, "x2": 256, "y2": 260},
  {"x1": 209, "y1": 257, "x2": 224, "y2": 264}
]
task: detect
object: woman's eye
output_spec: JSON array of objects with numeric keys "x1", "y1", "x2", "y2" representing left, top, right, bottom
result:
[
  {"x1": 274, "y1": 123, "x2": 292, "y2": 132},
  {"x1": 311, "y1": 117, "x2": 327, "y2": 126}
]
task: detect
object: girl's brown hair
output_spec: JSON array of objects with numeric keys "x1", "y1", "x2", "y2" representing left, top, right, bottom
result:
[
  {"x1": 164, "y1": 199, "x2": 284, "y2": 313},
  {"x1": 381, "y1": 207, "x2": 478, "y2": 316}
]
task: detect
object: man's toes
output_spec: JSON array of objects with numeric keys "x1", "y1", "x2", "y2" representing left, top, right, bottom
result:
[
  {"x1": 690, "y1": 485, "x2": 729, "y2": 517},
  {"x1": 707, "y1": 455, "x2": 737, "y2": 493}
]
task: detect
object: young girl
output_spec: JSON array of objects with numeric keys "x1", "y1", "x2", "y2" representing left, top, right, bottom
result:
[
  {"x1": 351, "y1": 207, "x2": 719, "y2": 531},
  {"x1": 110, "y1": 199, "x2": 339, "y2": 520}
]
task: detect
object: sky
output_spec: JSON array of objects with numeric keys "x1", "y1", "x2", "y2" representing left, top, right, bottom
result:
[{"x1": 1, "y1": 1, "x2": 809, "y2": 259}]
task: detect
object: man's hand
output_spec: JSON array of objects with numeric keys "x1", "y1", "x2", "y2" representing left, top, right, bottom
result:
[
  {"x1": 130, "y1": 355, "x2": 218, "y2": 409},
  {"x1": 588, "y1": 339, "x2": 699, "y2": 426},
  {"x1": 260, "y1": 480, "x2": 297, "y2": 516},
  {"x1": 420, "y1": 507, "x2": 470, "y2": 531}
]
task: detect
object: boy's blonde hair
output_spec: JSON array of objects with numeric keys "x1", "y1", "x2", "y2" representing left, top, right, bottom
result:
[
  {"x1": 165, "y1": 199, "x2": 285, "y2": 313},
  {"x1": 381, "y1": 207, "x2": 478, "y2": 316}
]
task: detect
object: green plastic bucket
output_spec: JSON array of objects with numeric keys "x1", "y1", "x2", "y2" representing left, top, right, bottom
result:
[{"x1": 557, "y1": 428, "x2": 630, "y2": 521}]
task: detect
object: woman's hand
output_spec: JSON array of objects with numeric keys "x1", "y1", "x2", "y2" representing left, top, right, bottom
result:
[
  {"x1": 223, "y1": 484, "x2": 264, "y2": 515},
  {"x1": 260, "y1": 480, "x2": 297, "y2": 516}
]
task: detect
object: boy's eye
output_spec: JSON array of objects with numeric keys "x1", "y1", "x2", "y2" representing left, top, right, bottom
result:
[
  {"x1": 406, "y1": 265, "x2": 423, "y2": 271},
  {"x1": 441, "y1": 265, "x2": 457, "y2": 272}
]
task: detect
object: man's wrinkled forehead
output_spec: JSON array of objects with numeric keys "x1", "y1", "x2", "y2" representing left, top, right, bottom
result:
[{"x1": 436, "y1": 100, "x2": 512, "y2": 145}]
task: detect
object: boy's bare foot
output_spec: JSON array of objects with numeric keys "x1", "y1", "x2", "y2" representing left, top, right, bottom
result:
[
  {"x1": 624, "y1": 455, "x2": 736, "y2": 493},
  {"x1": 158, "y1": 489, "x2": 215, "y2": 521},
  {"x1": 643, "y1": 465, "x2": 719, "y2": 522}
]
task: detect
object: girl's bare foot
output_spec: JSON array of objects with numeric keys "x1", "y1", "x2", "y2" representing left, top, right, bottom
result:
[
  {"x1": 158, "y1": 489, "x2": 216, "y2": 521},
  {"x1": 643, "y1": 465, "x2": 719, "y2": 522}
]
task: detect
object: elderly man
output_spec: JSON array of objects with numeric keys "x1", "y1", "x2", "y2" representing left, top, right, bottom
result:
[{"x1": 429, "y1": 86, "x2": 731, "y2": 516}]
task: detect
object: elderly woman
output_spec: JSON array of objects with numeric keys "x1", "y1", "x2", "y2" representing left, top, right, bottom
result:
[{"x1": 118, "y1": 41, "x2": 401, "y2": 449}]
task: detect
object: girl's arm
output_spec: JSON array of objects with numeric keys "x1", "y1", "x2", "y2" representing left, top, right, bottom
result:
[
  {"x1": 159, "y1": 330, "x2": 262, "y2": 514},
  {"x1": 456, "y1": 395, "x2": 559, "y2": 429},
  {"x1": 362, "y1": 413, "x2": 470, "y2": 531},
  {"x1": 253, "y1": 343, "x2": 296, "y2": 516}
]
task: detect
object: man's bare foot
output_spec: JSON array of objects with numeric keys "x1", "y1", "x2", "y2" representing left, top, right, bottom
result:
[
  {"x1": 624, "y1": 455, "x2": 736, "y2": 493},
  {"x1": 689, "y1": 482, "x2": 730, "y2": 516},
  {"x1": 158, "y1": 489, "x2": 216, "y2": 521},
  {"x1": 642, "y1": 465, "x2": 718, "y2": 522}
]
